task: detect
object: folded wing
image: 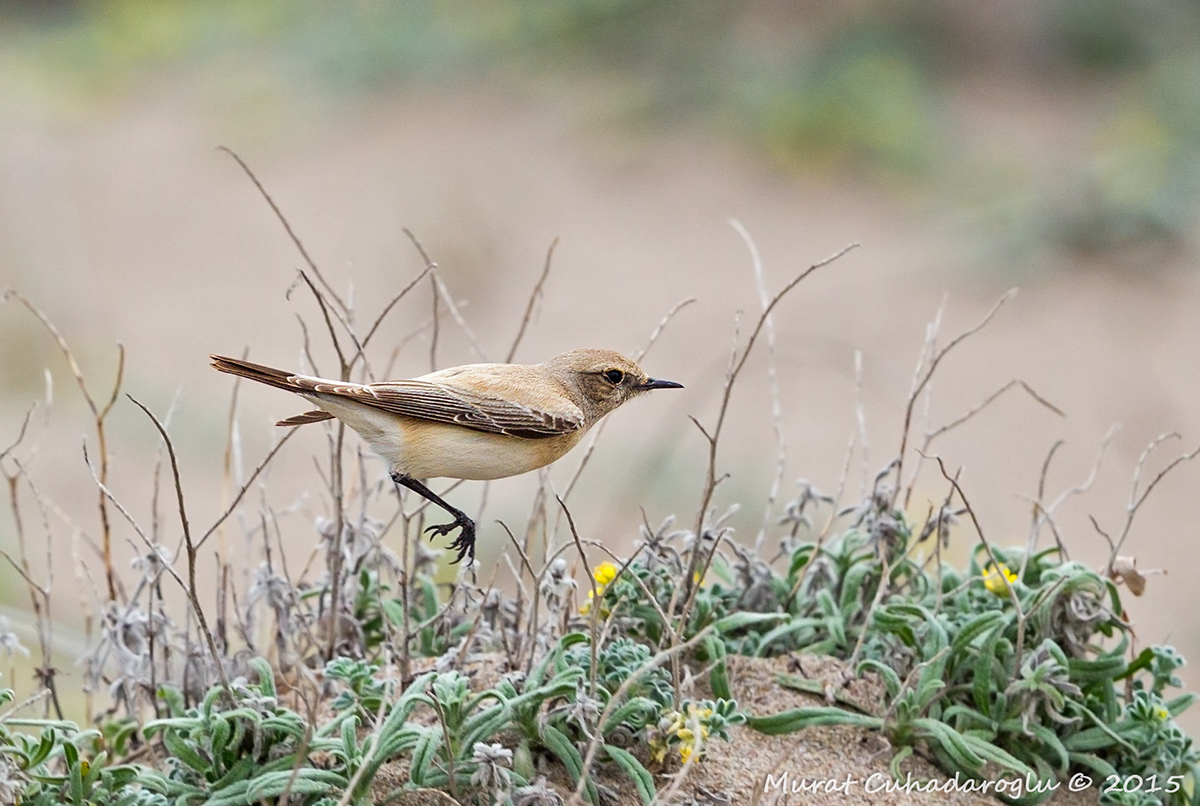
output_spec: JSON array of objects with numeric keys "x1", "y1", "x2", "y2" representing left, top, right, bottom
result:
[
  {"x1": 210, "y1": 355, "x2": 583, "y2": 439},
  {"x1": 304, "y1": 378, "x2": 583, "y2": 439}
]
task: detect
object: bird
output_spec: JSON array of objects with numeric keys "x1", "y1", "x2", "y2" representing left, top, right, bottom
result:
[{"x1": 210, "y1": 349, "x2": 683, "y2": 563}]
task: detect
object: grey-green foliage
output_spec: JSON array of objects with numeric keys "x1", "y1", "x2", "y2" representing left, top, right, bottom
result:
[
  {"x1": 0, "y1": 682, "x2": 169, "y2": 806},
  {"x1": 724, "y1": 503, "x2": 1198, "y2": 805},
  {"x1": 590, "y1": 493, "x2": 1197, "y2": 805}
]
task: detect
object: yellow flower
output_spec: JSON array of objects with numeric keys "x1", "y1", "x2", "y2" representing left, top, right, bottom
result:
[
  {"x1": 594, "y1": 562, "x2": 618, "y2": 586},
  {"x1": 579, "y1": 563, "x2": 619, "y2": 616},
  {"x1": 983, "y1": 563, "x2": 1018, "y2": 596},
  {"x1": 1156, "y1": 707, "x2": 1170, "y2": 721},
  {"x1": 657, "y1": 704, "x2": 713, "y2": 765},
  {"x1": 649, "y1": 735, "x2": 669, "y2": 765}
]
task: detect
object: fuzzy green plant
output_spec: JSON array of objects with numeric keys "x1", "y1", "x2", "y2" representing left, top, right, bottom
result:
[
  {"x1": 729, "y1": 499, "x2": 1199, "y2": 805},
  {"x1": 1, "y1": 677, "x2": 170, "y2": 805},
  {"x1": 143, "y1": 657, "x2": 350, "y2": 805}
]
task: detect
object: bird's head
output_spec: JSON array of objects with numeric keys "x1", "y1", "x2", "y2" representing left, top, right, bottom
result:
[{"x1": 545, "y1": 348, "x2": 683, "y2": 422}]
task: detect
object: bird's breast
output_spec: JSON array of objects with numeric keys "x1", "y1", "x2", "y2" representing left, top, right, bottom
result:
[
  {"x1": 383, "y1": 418, "x2": 585, "y2": 480},
  {"x1": 301, "y1": 391, "x2": 587, "y2": 480}
]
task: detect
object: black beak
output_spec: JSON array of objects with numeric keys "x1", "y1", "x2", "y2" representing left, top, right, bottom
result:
[{"x1": 637, "y1": 378, "x2": 684, "y2": 390}]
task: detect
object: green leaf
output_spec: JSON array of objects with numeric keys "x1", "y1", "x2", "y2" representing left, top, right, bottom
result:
[
  {"x1": 959, "y1": 732, "x2": 1033, "y2": 776},
  {"x1": 710, "y1": 612, "x2": 787, "y2": 634},
  {"x1": 1066, "y1": 751, "x2": 1117, "y2": 780},
  {"x1": 409, "y1": 726, "x2": 442, "y2": 786},
  {"x1": 972, "y1": 621, "x2": 1007, "y2": 718},
  {"x1": 61, "y1": 739, "x2": 79, "y2": 768},
  {"x1": 248, "y1": 657, "x2": 276, "y2": 698},
  {"x1": 1070, "y1": 654, "x2": 1127, "y2": 685},
  {"x1": 68, "y1": 756, "x2": 85, "y2": 804},
  {"x1": 603, "y1": 698, "x2": 657, "y2": 735},
  {"x1": 540, "y1": 724, "x2": 597, "y2": 804},
  {"x1": 28, "y1": 728, "x2": 57, "y2": 768},
  {"x1": 748, "y1": 707, "x2": 880, "y2": 735},
  {"x1": 210, "y1": 717, "x2": 232, "y2": 769},
  {"x1": 243, "y1": 769, "x2": 348, "y2": 802},
  {"x1": 161, "y1": 729, "x2": 211, "y2": 775},
  {"x1": 912, "y1": 718, "x2": 985, "y2": 774},
  {"x1": 603, "y1": 744, "x2": 656, "y2": 805},
  {"x1": 856, "y1": 659, "x2": 902, "y2": 698},
  {"x1": 838, "y1": 563, "x2": 874, "y2": 620},
  {"x1": 704, "y1": 635, "x2": 731, "y2": 700},
  {"x1": 949, "y1": 611, "x2": 1007, "y2": 658},
  {"x1": 888, "y1": 744, "x2": 913, "y2": 780},
  {"x1": 1167, "y1": 692, "x2": 1199, "y2": 716},
  {"x1": 341, "y1": 715, "x2": 360, "y2": 764},
  {"x1": 209, "y1": 756, "x2": 259, "y2": 793},
  {"x1": 753, "y1": 618, "x2": 823, "y2": 656},
  {"x1": 461, "y1": 702, "x2": 513, "y2": 752}
]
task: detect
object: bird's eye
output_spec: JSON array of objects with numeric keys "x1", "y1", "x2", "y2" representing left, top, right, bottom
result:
[{"x1": 604, "y1": 369, "x2": 624, "y2": 384}]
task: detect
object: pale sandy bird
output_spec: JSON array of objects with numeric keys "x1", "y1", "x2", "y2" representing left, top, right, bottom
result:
[{"x1": 210, "y1": 349, "x2": 683, "y2": 563}]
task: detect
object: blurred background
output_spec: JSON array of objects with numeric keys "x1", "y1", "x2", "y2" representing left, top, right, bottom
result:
[{"x1": 2, "y1": 0, "x2": 1200, "y2": 730}]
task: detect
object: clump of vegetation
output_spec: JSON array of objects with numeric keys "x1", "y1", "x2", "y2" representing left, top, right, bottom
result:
[{"x1": 1, "y1": 160, "x2": 1196, "y2": 804}]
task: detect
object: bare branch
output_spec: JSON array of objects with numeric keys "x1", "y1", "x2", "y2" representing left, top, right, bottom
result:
[
  {"x1": 195, "y1": 428, "x2": 299, "y2": 552},
  {"x1": 506, "y1": 238, "x2": 557, "y2": 363},
  {"x1": 1104, "y1": 433, "x2": 1200, "y2": 572},
  {"x1": 731, "y1": 220, "x2": 787, "y2": 554},
  {"x1": 0, "y1": 405, "x2": 35, "y2": 464},
  {"x1": 556, "y1": 495, "x2": 599, "y2": 695},
  {"x1": 431, "y1": 270, "x2": 486, "y2": 362},
  {"x1": 931, "y1": 454, "x2": 1027, "y2": 668},
  {"x1": 355, "y1": 264, "x2": 434, "y2": 375},
  {"x1": 218, "y1": 146, "x2": 347, "y2": 312},
  {"x1": 4, "y1": 290, "x2": 121, "y2": 601},
  {"x1": 927, "y1": 379, "x2": 1064, "y2": 444},
  {"x1": 688, "y1": 242, "x2": 858, "y2": 592},
  {"x1": 633, "y1": 297, "x2": 696, "y2": 363},
  {"x1": 897, "y1": 289, "x2": 1018, "y2": 509},
  {"x1": 854, "y1": 350, "x2": 869, "y2": 500},
  {"x1": 294, "y1": 269, "x2": 350, "y2": 377},
  {"x1": 126, "y1": 395, "x2": 234, "y2": 704}
]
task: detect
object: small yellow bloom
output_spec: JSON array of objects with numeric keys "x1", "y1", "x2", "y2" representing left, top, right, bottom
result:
[
  {"x1": 680, "y1": 745, "x2": 694, "y2": 764},
  {"x1": 1156, "y1": 707, "x2": 1170, "y2": 720},
  {"x1": 579, "y1": 564, "x2": 619, "y2": 615},
  {"x1": 983, "y1": 563, "x2": 1018, "y2": 596},
  {"x1": 594, "y1": 562, "x2": 618, "y2": 586}
]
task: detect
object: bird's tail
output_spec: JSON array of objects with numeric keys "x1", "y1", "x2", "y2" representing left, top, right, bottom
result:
[
  {"x1": 209, "y1": 355, "x2": 334, "y2": 426},
  {"x1": 210, "y1": 355, "x2": 302, "y2": 391}
]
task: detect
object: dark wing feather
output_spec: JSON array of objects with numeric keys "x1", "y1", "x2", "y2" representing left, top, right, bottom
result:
[
  {"x1": 304, "y1": 379, "x2": 582, "y2": 439},
  {"x1": 276, "y1": 409, "x2": 335, "y2": 427}
]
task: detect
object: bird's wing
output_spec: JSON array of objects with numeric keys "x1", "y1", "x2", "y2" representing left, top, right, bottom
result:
[
  {"x1": 300, "y1": 377, "x2": 584, "y2": 439},
  {"x1": 210, "y1": 354, "x2": 584, "y2": 438}
]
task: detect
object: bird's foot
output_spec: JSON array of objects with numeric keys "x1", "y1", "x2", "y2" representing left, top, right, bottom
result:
[{"x1": 424, "y1": 513, "x2": 476, "y2": 565}]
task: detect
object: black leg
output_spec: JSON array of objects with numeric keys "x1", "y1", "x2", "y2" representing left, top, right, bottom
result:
[{"x1": 391, "y1": 473, "x2": 476, "y2": 564}]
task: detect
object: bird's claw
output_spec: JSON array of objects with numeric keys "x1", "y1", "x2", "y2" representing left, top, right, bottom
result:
[{"x1": 424, "y1": 515, "x2": 476, "y2": 564}]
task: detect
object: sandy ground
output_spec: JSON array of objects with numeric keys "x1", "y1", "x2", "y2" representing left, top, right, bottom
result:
[{"x1": 1, "y1": 70, "x2": 1199, "y2": 747}]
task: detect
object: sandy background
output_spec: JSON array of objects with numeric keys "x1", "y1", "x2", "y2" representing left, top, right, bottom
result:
[{"x1": 1, "y1": 3, "x2": 1199, "y2": 737}]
